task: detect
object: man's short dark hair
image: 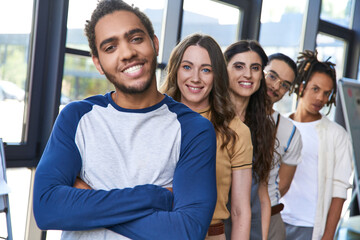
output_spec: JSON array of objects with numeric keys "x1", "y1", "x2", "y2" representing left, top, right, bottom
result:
[
  {"x1": 268, "y1": 53, "x2": 297, "y2": 80},
  {"x1": 85, "y1": 0, "x2": 155, "y2": 57}
]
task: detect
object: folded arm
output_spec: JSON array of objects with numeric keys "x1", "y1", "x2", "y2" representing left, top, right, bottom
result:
[
  {"x1": 231, "y1": 168, "x2": 252, "y2": 239},
  {"x1": 33, "y1": 106, "x2": 173, "y2": 230},
  {"x1": 108, "y1": 120, "x2": 218, "y2": 240}
]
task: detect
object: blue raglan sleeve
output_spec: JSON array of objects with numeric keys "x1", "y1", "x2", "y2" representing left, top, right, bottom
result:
[
  {"x1": 33, "y1": 102, "x2": 173, "y2": 230},
  {"x1": 108, "y1": 116, "x2": 217, "y2": 240}
]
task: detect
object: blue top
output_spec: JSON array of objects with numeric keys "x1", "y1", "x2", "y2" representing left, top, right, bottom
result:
[{"x1": 33, "y1": 93, "x2": 217, "y2": 240}]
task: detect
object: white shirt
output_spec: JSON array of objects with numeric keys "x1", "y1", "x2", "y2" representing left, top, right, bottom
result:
[{"x1": 281, "y1": 119, "x2": 320, "y2": 226}]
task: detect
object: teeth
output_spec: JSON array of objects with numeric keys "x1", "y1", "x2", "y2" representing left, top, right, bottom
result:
[
  {"x1": 189, "y1": 87, "x2": 201, "y2": 90},
  {"x1": 123, "y1": 65, "x2": 142, "y2": 74},
  {"x1": 240, "y1": 82, "x2": 252, "y2": 86}
]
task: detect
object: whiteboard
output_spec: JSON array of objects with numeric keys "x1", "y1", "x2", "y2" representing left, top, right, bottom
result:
[
  {"x1": 334, "y1": 78, "x2": 360, "y2": 237},
  {"x1": 336, "y1": 78, "x2": 360, "y2": 177}
]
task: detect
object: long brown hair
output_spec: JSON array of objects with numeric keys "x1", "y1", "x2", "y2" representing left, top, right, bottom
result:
[
  {"x1": 162, "y1": 33, "x2": 237, "y2": 149},
  {"x1": 224, "y1": 40, "x2": 276, "y2": 183}
]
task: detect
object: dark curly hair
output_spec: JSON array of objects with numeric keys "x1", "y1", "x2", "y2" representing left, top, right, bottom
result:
[
  {"x1": 224, "y1": 40, "x2": 276, "y2": 183},
  {"x1": 162, "y1": 33, "x2": 238, "y2": 150},
  {"x1": 84, "y1": 0, "x2": 155, "y2": 58},
  {"x1": 292, "y1": 50, "x2": 337, "y2": 114}
]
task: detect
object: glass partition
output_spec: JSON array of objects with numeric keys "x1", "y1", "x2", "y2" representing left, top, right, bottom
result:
[
  {"x1": 260, "y1": 0, "x2": 307, "y2": 114},
  {"x1": 61, "y1": 53, "x2": 113, "y2": 107},
  {"x1": 316, "y1": 32, "x2": 347, "y2": 119},
  {"x1": 181, "y1": 0, "x2": 241, "y2": 50},
  {"x1": 259, "y1": 0, "x2": 307, "y2": 60},
  {"x1": 320, "y1": 0, "x2": 354, "y2": 28},
  {"x1": 0, "y1": 0, "x2": 34, "y2": 143},
  {"x1": 316, "y1": 33, "x2": 347, "y2": 80}
]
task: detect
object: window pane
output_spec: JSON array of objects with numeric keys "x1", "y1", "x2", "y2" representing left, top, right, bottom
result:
[
  {"x1": 259, "y1": 0, "x2": 307, "y2": 60},
  {"x1": 66, "y1": 0, "x2": 166, "y2": 51},
  {"x1": 181, "y1": 0, "x2": 241, "y2": 50},
  {"x1": 125, "y1": 0, "x2": 166, "y2": 39},
  {"x1": 316, "y1": 33, "x2": 347, "y2": 118},
  {"x1": 260, "y1": 0, "x2": 307, "y2": 114},
  {"x1": 0, "y1": 0, "x2": 34, "y2": 143},
  {"x1": 316, "y1": 33, "x2": 346, "y2": 79},
  {"x1": 61, "y1": 54, "x2": 114, "y2": 108},
  {"x1": 66, "y1": 0, "x2": 98, "y2": 51},
  {"x1": 320, "y1": 0, "x2": 354, "y2": 28}
]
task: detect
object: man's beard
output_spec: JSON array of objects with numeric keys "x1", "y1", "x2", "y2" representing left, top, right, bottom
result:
[{"x1": 101, "y1": 55, "x2": 157, "y2": 94}]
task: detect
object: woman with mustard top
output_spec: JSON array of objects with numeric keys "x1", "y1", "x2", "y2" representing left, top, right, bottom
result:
[{"x1": 161, "y1": 33, "x2": 253, "y2": 239}]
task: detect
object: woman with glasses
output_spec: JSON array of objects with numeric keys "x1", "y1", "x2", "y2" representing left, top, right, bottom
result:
[
  {"x1": 263, "y1": 53, "x2": 303, "y2": 240},
  {"x1": 224, "y1": 40, "x2": 277, "y2": 240},
  {"x1": 162, "y1": 33, "x2": 253, "y2": 239}
]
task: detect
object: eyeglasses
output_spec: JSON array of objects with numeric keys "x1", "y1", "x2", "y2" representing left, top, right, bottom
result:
[{"x1": 264, "y1": 70, "x2": 292, "y2": 91}]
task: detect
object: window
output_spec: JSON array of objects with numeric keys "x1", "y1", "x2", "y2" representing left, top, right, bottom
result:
[
  {"x1": 181, "y1": 0, "x2": 241, "y2": 50},
  {"x1": 61, "y1": 54, "x2": 112, "y2": 105},
  {"x1": 260, "y1": 0, "x2": 307, "y2": 114},
  {"x1": 316, "y1": 33, "x2": 347, "y2": 80},
  {"x1": 259, "y1": 0, "x2": 307, "y2": 60},
  {"x1": 124, "y1": 0, "x2": 165, "y2": 39},
  {"x1": 316, "y1": 33, "x2": 347, "y2": 119},
  {"x1": 320, "y1": 0, "x2": 354, "y2": 28},
  {"x1": 66, "y1": 0, "x2": 98, "y2": 52},
  {"x1": 0, "y1": 0, "x2": 34, "y2": 143}
]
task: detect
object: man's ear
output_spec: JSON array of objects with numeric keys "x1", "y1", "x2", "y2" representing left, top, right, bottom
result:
[
  {"x1": 152, "y1": 35, "x2": 159, "y2": 56},
  {"x1": 92, "y1": 55, "x2": 104, "y2": 75}
]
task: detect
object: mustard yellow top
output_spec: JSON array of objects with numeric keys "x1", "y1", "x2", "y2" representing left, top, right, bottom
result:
[{"x1": 199, "y1": 108, "x2": 253, "y2": 224}]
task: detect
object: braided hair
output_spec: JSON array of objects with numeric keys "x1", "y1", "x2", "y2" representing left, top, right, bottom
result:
[{"x1": 291, "y1": 50, "x2": 337, "y2": 114}]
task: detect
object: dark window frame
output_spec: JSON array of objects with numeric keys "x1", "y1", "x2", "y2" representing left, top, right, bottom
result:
[
  {"x1": 317, "y1": 0, "x2": 360, "y2": 79},
  {"x1": 5, "y1": 0, "x2": 69, "y2": 168}
]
